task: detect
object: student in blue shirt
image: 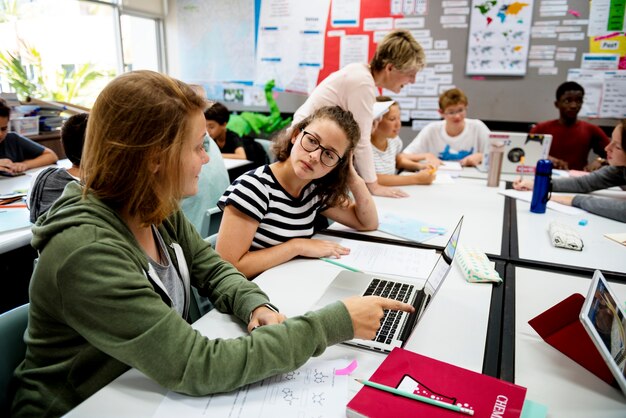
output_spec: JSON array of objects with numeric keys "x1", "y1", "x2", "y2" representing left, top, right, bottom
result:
[{"x1": 0, "y1": 98, "x2": 58, "y2": 174}]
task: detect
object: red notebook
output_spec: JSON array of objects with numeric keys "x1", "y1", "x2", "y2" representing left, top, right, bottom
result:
[{"x1": 347, "y1": 348, "x2": 527, "y2": 418}]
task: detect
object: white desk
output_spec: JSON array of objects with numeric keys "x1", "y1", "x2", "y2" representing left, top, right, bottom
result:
[
  {"x1": 0, "y1": 170, "x2": 36, "y2": 254},
  {"x1": 458, "y1": 166, "x2": 522, "y2": 183},
  {"x1": 223, "y1": 158, "x2": 253, "y2": 171},
  {"x1": 66, "y1": 253, "x2": 493, "y2": 417},
  {"x1": 0, "y1": 160, "x2": 71, "y2": 254},
  {"x1": 330, "y1": 176, "x2": 507, "y2": 256},
  {"x1": 514, "y1": 267, "x2": 626, "y2": 417},
  {"x1": 515, "y1": 200, "x2": 626, "y2": 274}
]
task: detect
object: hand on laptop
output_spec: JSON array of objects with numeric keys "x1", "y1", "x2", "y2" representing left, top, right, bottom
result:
[{"x1": 342, "y1": 296, "x2": 415, "y2": 340}]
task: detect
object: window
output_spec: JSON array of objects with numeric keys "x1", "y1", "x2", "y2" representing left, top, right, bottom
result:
[
  {"x1": 120, "y1": 13, "x2": 161, "y2": 73},
  {"x1": 0, "y1": 0, "x2": 165, "y2": 107}
]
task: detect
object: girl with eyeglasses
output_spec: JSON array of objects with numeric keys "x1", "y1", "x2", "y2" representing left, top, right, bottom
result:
[{"x1": 217, "y1": 106, "x2": 378, "y2": 279}]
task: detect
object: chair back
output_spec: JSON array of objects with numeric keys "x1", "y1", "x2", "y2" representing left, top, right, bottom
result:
[
  {"x1": 255, "y1": 138, "x2": 276, "y2": 163},
  {"x1": 200, "y1": 207, "x2": 223, "y2": 239},
  {"x1": 0, "y1": 303, "x2": 29, "y2": 415},
  {"x1": 182, "y1": 136, "x2": 230, "y2": 235}
]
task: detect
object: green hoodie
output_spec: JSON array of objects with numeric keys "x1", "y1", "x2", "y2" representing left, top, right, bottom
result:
[{"x1": 11, "y1": 182, "x2": 353, "y2": 417}]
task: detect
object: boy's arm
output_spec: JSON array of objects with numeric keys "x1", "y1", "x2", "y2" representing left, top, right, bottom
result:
[
  {"x1": 220, "y1": 146, "x2": 247, "y2": 160},
  {"x1": 460, "y1": 152, "x2": 483, "y2": 167},
  {"x1": 590, "y1": 125, "x2": 610, "y2": 158},
  {"x1": 397, "y1": 153, "x2": 438, "y2": 170},
  {"x1": 14, "y1": 148, "x2": 58, "y2": 172}
]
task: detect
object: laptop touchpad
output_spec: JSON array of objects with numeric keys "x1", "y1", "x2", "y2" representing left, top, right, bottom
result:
[{"x1": 313, "y1": 271, "x2": 370, "y2": 308}]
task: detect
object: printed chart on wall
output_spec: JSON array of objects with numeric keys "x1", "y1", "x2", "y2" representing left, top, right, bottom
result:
[
  {"x1": 176, "y1": 0, "x2": 256, "y2": 84},
  {"x1": 466, "y1": 0, "x2": 535, "y2": 75},
  {"x1": 255, "y1": 0, "x2": 331, "y2": 94}
]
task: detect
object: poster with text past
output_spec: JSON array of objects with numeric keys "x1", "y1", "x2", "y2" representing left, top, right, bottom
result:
[{"x1": 466, "y1": 0, "x2": 535, "y2": 76}]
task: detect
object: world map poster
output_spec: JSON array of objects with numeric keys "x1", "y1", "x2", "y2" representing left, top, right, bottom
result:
[{"x1": 466, "y1": 0, "x2": 535, "y2": 76}]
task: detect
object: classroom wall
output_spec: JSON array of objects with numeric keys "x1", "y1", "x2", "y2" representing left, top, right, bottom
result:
[{"x1": 165, "y1": 0, "x2": 619, "y2": 132}]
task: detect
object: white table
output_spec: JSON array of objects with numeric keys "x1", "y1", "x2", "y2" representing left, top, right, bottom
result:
[
  {"x1": 66, "y1": 251, "x2": 493, "y2": 417},
  {"x1": 0, "y1": 160, "x2": 71, "y2": 254},
  {"x1": 515, "y1": 199, "x2": 626, "y2": 274},
  {"x1": 223, "y1": 158, "x2": 253, "y2": 171},
  {"x1": 330, "y1": 176, "x2": 508, "y2": 256},
  {"x1": 0, "y1": 170, "x2": 36, "y2": 254},
  {"x1": 514, "y1": 267, "x2": 626, "y2": 417}
]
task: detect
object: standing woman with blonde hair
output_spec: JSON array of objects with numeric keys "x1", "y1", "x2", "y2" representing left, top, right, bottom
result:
[
  {"x1": 10, "y1": 71, "x2": 413, "y2": 417},
  {"x1": 293, "y1": 29, "x2": 426, "y2": 198}
]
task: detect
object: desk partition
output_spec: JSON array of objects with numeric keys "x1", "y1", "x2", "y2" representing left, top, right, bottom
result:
[{"x1": 511, "y1": 267, "x2": 626, "y2": 417}]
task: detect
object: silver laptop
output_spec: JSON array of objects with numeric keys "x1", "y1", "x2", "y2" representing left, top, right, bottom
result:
[
  {"x1": 313, "y1": 217, "x2": 463, "y2": 353},
  {"x1": 480, "y1": 132, "x2": 552, "y2": 174}
]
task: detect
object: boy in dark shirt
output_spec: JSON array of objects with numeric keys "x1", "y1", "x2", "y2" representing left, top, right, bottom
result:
[
  {"x1": 204, "y1": 102, "x2": 247, "y2": 160},
  {"x1": 0, "y1": 98, "x2": 58, "y2": 174}
]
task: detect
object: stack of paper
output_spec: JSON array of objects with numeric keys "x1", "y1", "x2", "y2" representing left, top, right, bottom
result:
[{"x1": 437, "y1": 161, "x2": 463, "y2": 177}]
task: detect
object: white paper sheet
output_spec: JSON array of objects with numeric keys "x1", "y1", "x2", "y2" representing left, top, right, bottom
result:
[
  {"x1": 315, "y1": 234, "x2": 438, "y2": 278},
  {"x1": 153, "y1": 358, "x2": 349, "y2": 418},
  {"x1": 498, "y1": 189, "x2": 586, "y2": 215}
]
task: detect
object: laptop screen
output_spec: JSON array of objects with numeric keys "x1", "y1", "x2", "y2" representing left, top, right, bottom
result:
[
  {"x1": 482, "y1": 132, "x2": 552, "y2": 174},
  {"x1": 424, "y1": 217, "x2": 463, "y2": 295}
]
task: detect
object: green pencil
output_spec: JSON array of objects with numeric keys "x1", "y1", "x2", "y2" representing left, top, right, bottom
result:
[
  {"x1": 319, "y1": 257, "x2": 361, "y2": 272},
  {"x1": 355, "y1": 378, "x2": 474, "y2": 416}
]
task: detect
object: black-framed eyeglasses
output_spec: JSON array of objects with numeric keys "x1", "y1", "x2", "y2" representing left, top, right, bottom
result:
[{"x1": 299, "y1": 130, "x2": 344, "y2": 167}]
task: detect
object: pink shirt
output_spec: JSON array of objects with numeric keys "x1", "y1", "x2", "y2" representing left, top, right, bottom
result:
[{"x1": 293, "y1": 63, "x2": 378, "y2": 183}]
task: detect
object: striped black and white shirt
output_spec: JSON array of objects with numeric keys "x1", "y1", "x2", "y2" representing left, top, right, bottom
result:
[
  {"x1": 218, "y1": 165, "x2": 325, "y2": 249},
  {"x1": 372, "y1": 136, "x2": 403, "y2": 175}
]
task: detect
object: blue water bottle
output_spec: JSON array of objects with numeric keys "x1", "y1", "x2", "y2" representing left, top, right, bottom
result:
[{"x1": 530, "y1": 159, "x2": 553, "y2": 213}]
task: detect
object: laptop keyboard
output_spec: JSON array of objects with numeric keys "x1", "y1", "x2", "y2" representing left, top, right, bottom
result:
[{"x1": 363, "y1": 278, "x2": 414, "y2": 343}]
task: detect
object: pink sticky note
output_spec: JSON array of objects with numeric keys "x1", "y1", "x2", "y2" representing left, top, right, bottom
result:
[
  {"x1": 567, "y1": 9, "x2": 581, "y2": 17},
  {"x1": 335, "y1": 359, "x2": 358, "y2": 375}
]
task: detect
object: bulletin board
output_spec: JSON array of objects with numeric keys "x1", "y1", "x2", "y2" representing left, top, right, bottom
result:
[{"x1": 173, "y1": 0, "x2": 625, "y2": 126}]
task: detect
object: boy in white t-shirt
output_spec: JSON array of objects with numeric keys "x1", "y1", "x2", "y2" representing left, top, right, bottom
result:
[{"x1": 403, "y1": 88, "x2": 490, "y2": 167}]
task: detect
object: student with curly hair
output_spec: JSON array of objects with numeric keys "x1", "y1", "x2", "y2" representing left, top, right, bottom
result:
[{"x1": 217, "y1": 106, "x2": 378, "y2": 278}]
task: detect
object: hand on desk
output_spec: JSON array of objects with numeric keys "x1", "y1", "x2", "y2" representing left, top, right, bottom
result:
[
  {"x1": 367, "y1": 181, "x2": 409, "y2": 198},
  {"x1": 410, "y1": 169, "x2": 436, "y2": 185},
  {"x1": 550, "y1": 195, "x2": 574, "y2": 206},
  {"x1": 460, "y1": 152, "x2": 482, "y2": 167},
  {"x1": 342, "y1": 296, "x2": 414, "y2": 340},
  {"x1": 549, "y1": 156, "x2": 569, "y2": 170},
  {"x1": 0, "y1": 158, "x2": 25, "y2": 173},
  {"x1": 295, "y1": 238, "x2": 351, "y2": 259},
  {"x1": 513, "y1": 178, "x2": 534, "y2": 191},
  {"x1": 248, "y1": 305, "x2": 287, "y2": 333}
]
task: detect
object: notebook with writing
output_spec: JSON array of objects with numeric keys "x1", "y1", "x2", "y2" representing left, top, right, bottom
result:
[{"x1": 312, "y1": 217, "x2": 463, "y2": 353}]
